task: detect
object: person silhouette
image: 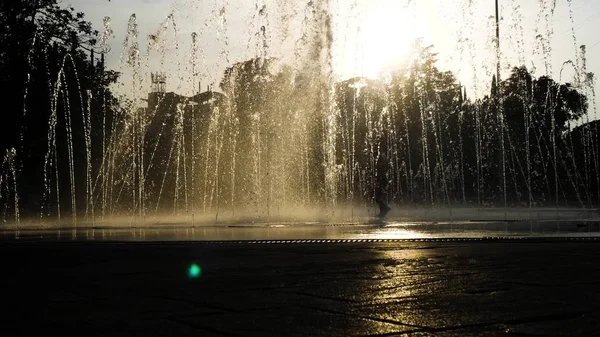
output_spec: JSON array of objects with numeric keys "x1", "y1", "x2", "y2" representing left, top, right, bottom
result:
[{"x1": 375, "y1": 153, "x2": 391, "y2": 219}]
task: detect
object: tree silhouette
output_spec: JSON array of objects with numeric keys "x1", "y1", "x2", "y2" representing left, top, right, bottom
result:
[
  {"x1": 498, "y1": 66, "x2": 588, "y2": 205},
  {"x1": 0, "y1": 0, "x2": 121, "y2": 219}
]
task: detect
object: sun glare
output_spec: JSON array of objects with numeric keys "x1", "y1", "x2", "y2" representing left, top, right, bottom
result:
[{"x1": 355, "y1": 1, "x2": 425, "y2": 78}]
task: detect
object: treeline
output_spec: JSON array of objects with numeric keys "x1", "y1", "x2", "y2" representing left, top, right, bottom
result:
[
  {"x1": 218, "y1": 42, "x2": 595, "y2": 210},
  {"x1": 0, "y1": 1, "x2": 596, "y2": 222},
  {"x1": 333, "y1": 60, "x2": 593, "y2": 207}
]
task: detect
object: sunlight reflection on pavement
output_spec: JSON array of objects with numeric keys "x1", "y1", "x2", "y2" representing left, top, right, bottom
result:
[
  {"x1": 3, "y1": 240, "x2": 600, "y2": 336},
  {"x1": 2, "y1": 219, "x2": 600, "y2": 241}
]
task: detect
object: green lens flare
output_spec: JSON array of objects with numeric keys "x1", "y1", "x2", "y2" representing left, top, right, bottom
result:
[{"x1": 188, "y1": 264, "x2": 201, "y2": 278}]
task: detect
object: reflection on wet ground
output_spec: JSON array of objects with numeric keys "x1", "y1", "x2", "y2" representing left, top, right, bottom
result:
[
  {"x1": 3, "y1": 219, "x2": 600, "y2": 241},
  {"x1": 3, "y1": 241, "x2": 600, "y2": 336},
  {"x1": 4, "y1": 207, "x2": 599, "y2": 241},
  {"x1": 3, "y1": 209, "x2": 600, "y2": 335}
]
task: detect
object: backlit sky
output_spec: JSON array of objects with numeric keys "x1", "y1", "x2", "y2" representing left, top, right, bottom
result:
[{"x1": 66, "y1": 0, "x2": 600, "y2": 119}]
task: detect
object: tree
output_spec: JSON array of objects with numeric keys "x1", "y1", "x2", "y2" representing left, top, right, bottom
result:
[
  {"x1": 220, "y1": 58, "x2": 313, "y2": 212},
  {"x1": 333, "y1": 40, "x2": 466, "y2": 206},
  {"x1": 499, "y1": 66, "x2": 588, "y2": 205},
  {"x1": 0, "y1": 0, "x2": 121, "y2": 219},
  {"x1": 0, "y1": 0, "x2": 98, "y2": 148}
]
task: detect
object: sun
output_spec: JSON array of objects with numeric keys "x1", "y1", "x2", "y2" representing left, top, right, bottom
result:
[{"x1": 355, "y1": 1, "x2": 425, "y2": 78}]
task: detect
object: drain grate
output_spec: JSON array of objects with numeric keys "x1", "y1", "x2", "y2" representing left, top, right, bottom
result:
[
  {"x1": 2, "y1": 236, "x2": 599, "y2": 245},
  {"x1": 169, "y1": 237, "x2": 600, "y2": 244}
]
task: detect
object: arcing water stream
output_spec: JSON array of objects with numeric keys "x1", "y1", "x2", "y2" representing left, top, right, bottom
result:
[{"x1": 1, "y1": 0, "x2": 599, "y2": 229}]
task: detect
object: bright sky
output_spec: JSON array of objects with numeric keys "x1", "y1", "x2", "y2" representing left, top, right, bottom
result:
[{"x1": 65, "y1": 0, "x2": 600, "y2": 118}]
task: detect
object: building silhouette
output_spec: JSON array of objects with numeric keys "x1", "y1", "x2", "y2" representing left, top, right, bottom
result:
[{"x1": 143, "y1": 74, "x2": 227, "y2": 212}]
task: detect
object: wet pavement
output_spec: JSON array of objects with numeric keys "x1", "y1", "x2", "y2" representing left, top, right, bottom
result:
[
  {"x1": 3, "y1": 240, "x2": 600, "y2": 336},
  {"x1": 3, "y1": 219, "x2": 600, "y2": 242},
  {"x1": 4, "y1": 207, "x2": 600, "y2": 242}
]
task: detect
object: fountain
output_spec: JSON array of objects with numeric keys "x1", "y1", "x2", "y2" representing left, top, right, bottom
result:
[{"x1": 1, "y1": 0, "x2": 599, "y2": 231}]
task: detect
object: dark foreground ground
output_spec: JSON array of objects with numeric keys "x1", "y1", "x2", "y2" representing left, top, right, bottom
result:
[{"x1": 2, "y1": 240, "x2": 600, "y2": 336}]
